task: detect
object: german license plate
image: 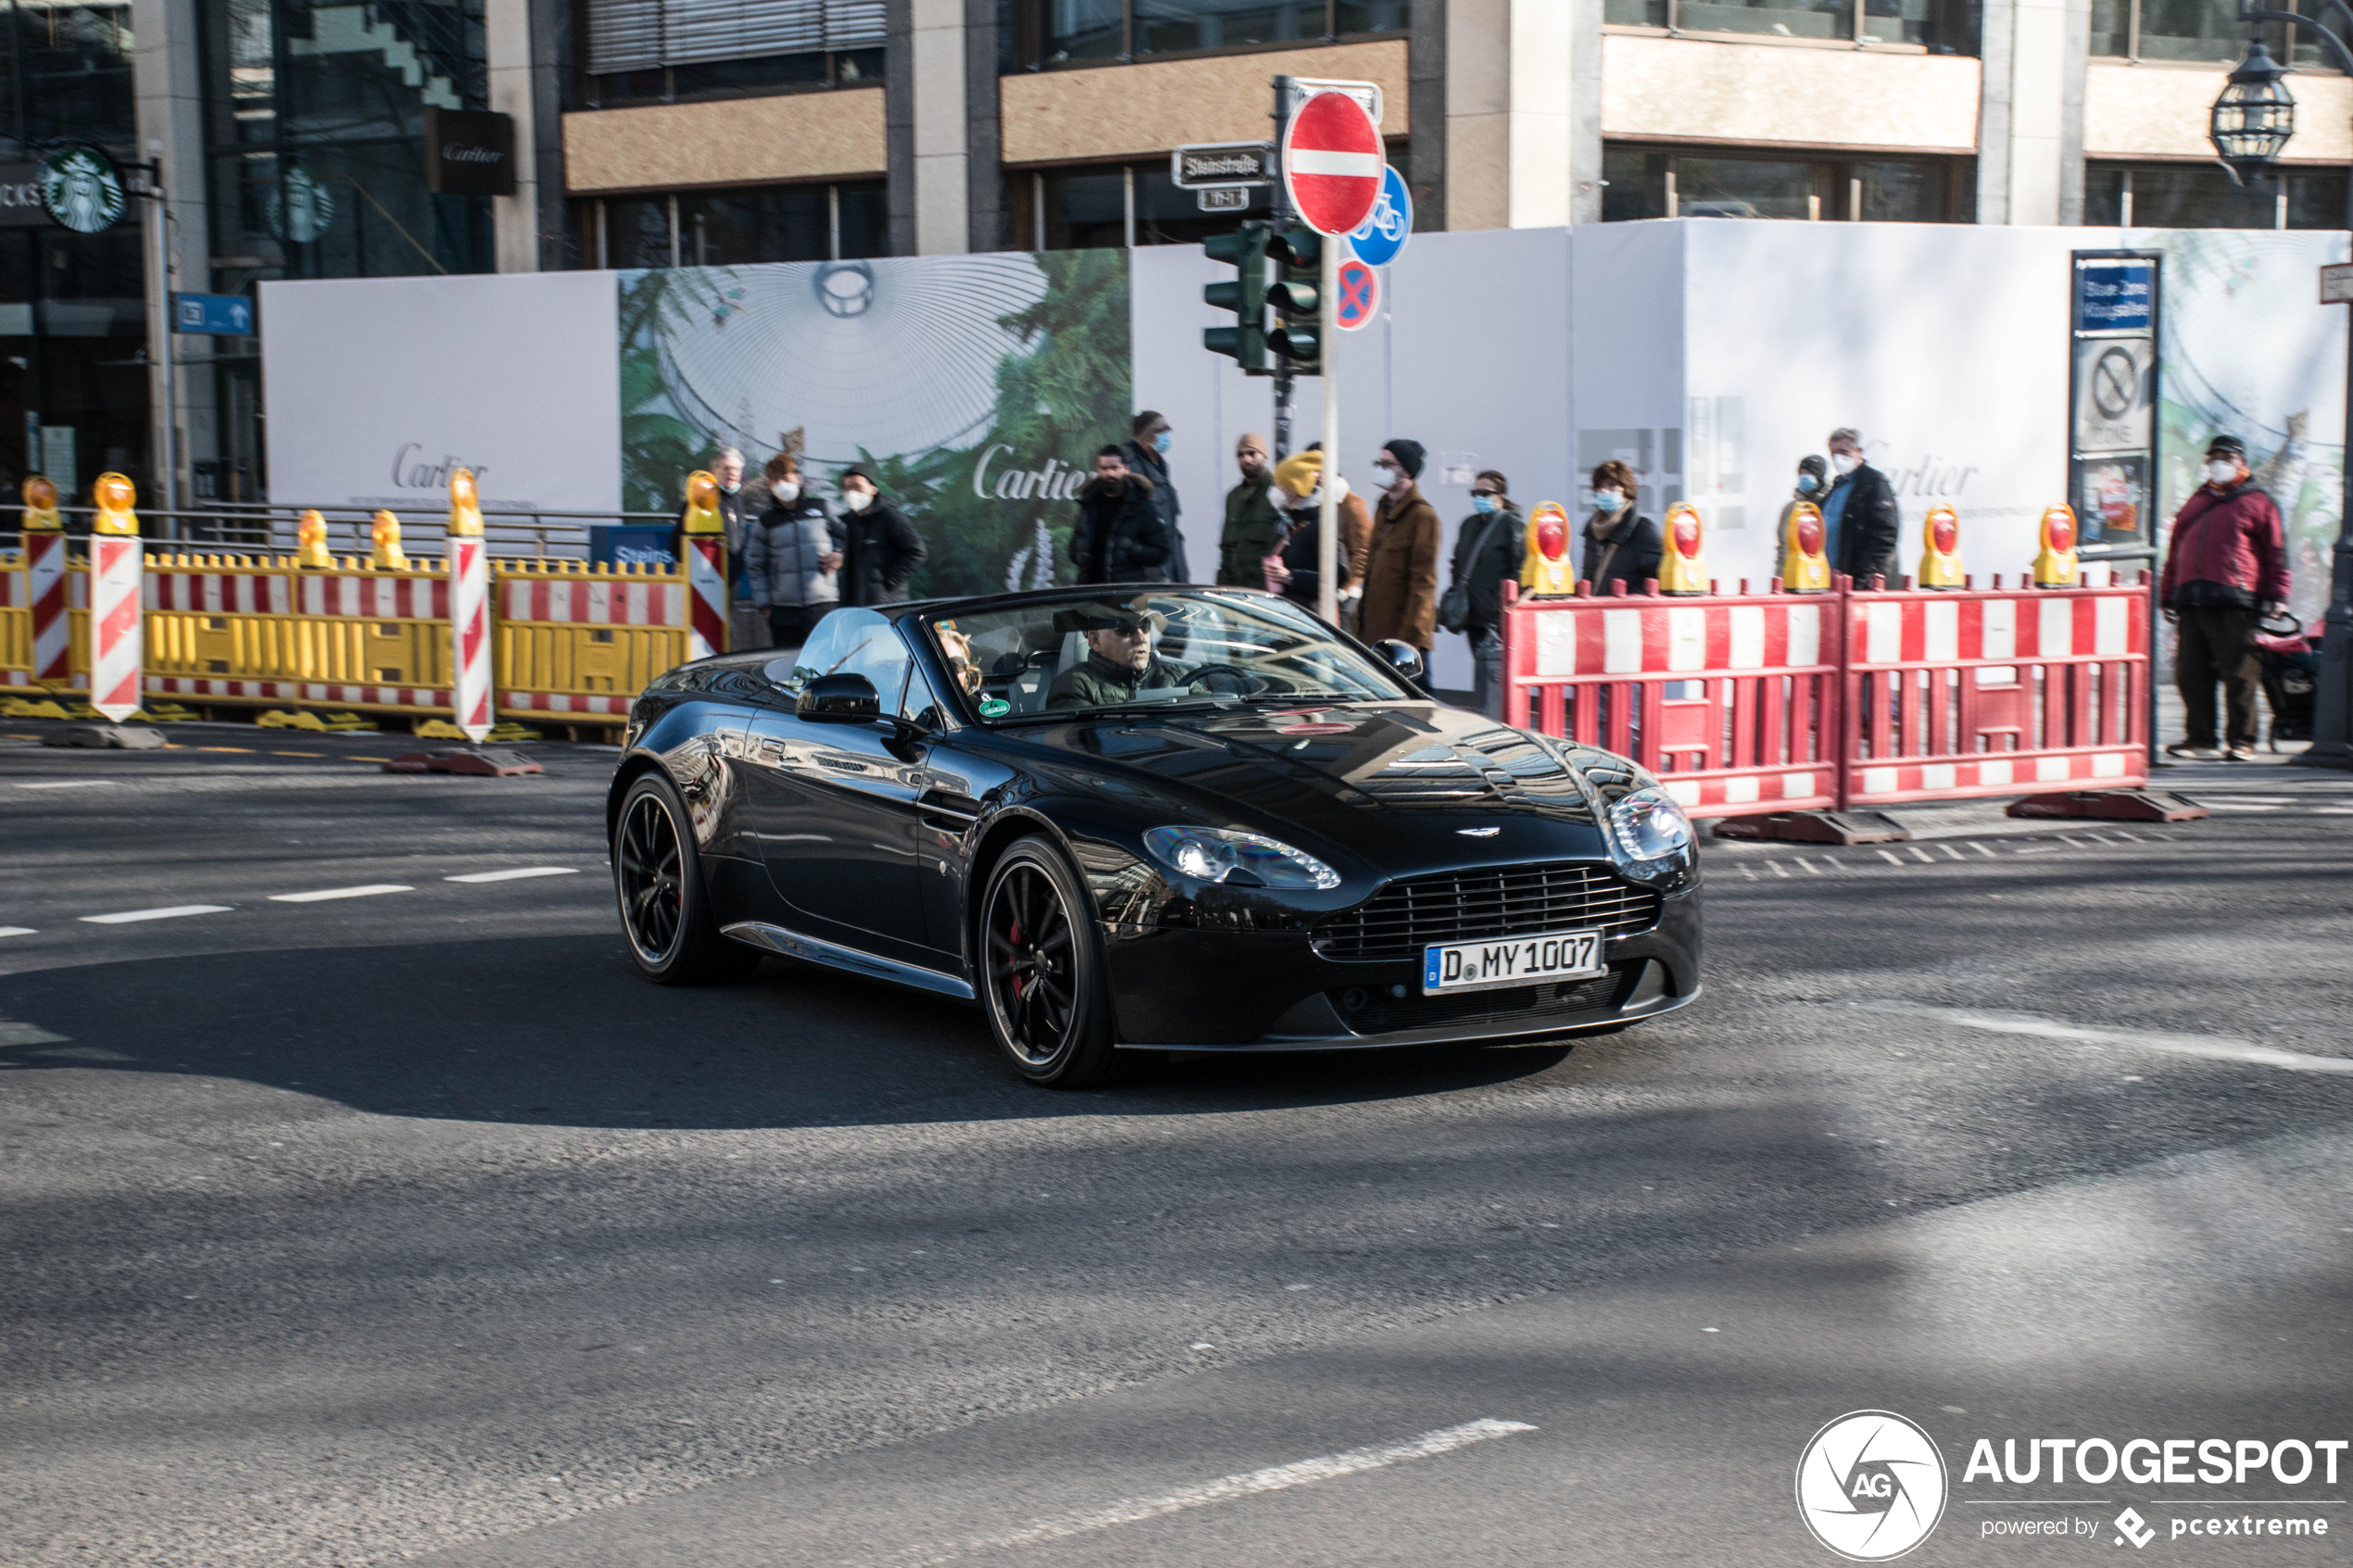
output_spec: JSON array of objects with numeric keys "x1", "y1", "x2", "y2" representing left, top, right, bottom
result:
[{"x1": 1423, "y1": 928, "x2": 1605, "y2": 994}]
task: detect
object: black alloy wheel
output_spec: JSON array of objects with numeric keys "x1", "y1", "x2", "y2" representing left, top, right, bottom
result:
[
  {"x1": 614, "y1": 772, "x2": 758, "y2": 985},
  {"x1": 980, "y1": 836, "x2": 1122, "y2": 1086}
]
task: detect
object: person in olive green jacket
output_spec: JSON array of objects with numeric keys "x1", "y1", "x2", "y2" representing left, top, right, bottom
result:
[
  {"x1": 1216, "y1": 432, "x2": 1284, "y2": 586},
  {"x1": 1359, "y1": 439, "x2": 1442, "y2": 679},
  {"x1": 1045, "y1": 601, "x2": 1218, "y2": 709}
]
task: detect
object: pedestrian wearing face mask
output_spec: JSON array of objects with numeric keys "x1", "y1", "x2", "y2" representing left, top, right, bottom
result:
[
  {"x1": 836, "y1": 463, "x2": 927, "y2": 605},
  {"x1": 1779, "y1": 454, "x2": 1830, "y2": 544},
  {"x1": 1359, "y1": 440, "x2": 1442, "y2": 679},
  {"x1": 1580, "y1": 460, "x2": 1663, "y2": 595},
  {"x1": 1263, "y1": 447, "x2": 1371, "y2": 624},
  {"x1": 1440, "y1": 470, "x2": 1523, "y2": 719},
  {"x1": 2159, "y1": 433, "x2": 2290, "y2": 760},
  {"x1": 1217, "y1": 433, "x2": 1284, "y2": 586},
  {"x1": 671, "y1": 445, "x2": 762, "y2": 650},
  {"x1": 741, "y1": 453, "x2": 841, "y2": 651},
  {"x1": 1821, "y1": 427, "x2": 1902, "y2": 588},
  {"x1": 1122, "y1": 411, "x2": 1189, "y2": 582}
]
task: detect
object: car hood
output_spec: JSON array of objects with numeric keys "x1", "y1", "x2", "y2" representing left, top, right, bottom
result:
[{"x1": 991, "y1": 703, "x2": 1618, "y2": 872}]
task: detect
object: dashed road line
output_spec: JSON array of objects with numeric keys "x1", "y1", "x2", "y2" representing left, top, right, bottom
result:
[
  {"x1": 445, "y1": 867, "x2": 581, "y2": 884},
  {"x1": 18, "y1": 780, "x2": 113, "y2": 790},
  {"x1": 267, "y1": 884, "x2": 414, "y2": 903},
  {"x1": 1877, "y1": 849, "x2": 1905, "y2": 866},
  {"x1": 79, "y1": 905, "x2": 233, "y2": 925},
  {"x1": 1906, "y1": 845, "x2": 1934, "y2": 863},
  {"x1": 875, "y1": 1419, "x2": 1538, "y2": 1568},
  {"x1": 1856, "y1": 1002, "x2": 2353, "y2": 1076},
  {"x1": 0, "y1": 926, "x2": 34, "y2": 937},
  {"x1": 1969, "y1": 841, "x2": 1996, "y2": 856},
  {"x1": 1939, "y1": 843, "x2": 1965, "y2": 859}
]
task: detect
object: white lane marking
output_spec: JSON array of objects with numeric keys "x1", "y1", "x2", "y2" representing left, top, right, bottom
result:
[
  {"x1": 1856, "y1": 1002, "x2": 2353, "y2": 1076},
  {"x1": 80, "y1": 905, "x2": 233, "y2": 924},
  {"x1": 1741, "y1": 864, "x2": 1756, "y2": 880},
  {"x1": 1796, "y1": 857, "x2": 1822, "y2": 875},
  {"x1": 1770, "y1": 861, "x2": 1791, "y2": 879},
  {"x1": 2057, "y1": 834, "x2": 2088, "y2": 847},
  {"x1": 19, "y1": 779, "x2": 113, "y2": 790},
  {"x1": 445, "y1": 867, "x2": 581, "y2": 884},
  {"x1": 2203, "y1": 802, "x2": 2282, "y2": 811},
  {"x1": 1940, "y1": 844, "x2": 1965, "y2": 860},
  {"x1": 0, "y1": 926, "x2": 35, "y2": 936},
  {"x1": 1907, "y1": 846, "x2": 1934, "y2": 863},
  {"x1": 2012, "y1": 846, "x2": 2060, "y2": 856},
  {"x1": 268, "y1": 884, "x2": 414, "y2": 903},
  {"x1": 1969, "y1": 841, "x2": 1996, "y2": 857},
  {"x1": 1877, "y1": 849, "x2": 1905, "y2": 866},
  {"x1": 878, "y1": 1419, "x2": 1538, "y2": 1568}
]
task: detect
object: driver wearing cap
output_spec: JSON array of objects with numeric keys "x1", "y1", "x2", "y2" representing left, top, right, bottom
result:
[{"x1": 1046, "y1": 600, "x2": 1209, "y2": 709}]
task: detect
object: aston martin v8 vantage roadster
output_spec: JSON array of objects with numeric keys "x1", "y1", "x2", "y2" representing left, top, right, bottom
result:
[{"x1": 609, "y1": 585, "x2": 1701, "y2": 1086}]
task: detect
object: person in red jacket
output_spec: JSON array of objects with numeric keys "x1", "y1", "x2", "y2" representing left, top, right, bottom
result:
[{"x1": 2158, "y1": 433, "x2": 2291, "y2": 759}]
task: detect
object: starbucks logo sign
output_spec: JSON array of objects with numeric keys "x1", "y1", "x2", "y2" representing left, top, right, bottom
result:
[
  {"x1": 38, "y1": 144, "x2": 126, "y2": 234},
  {"x1": 268, "y1": 165, "x2": 335, "y2": 244}
]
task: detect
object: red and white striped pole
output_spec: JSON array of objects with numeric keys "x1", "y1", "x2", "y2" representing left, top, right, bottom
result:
[
  {"x1": 447, "y1": 469, "x2": 494, "y2": 743},
  {"x1": 86, "y1": 472, "x2": 143, "y2": 721},
  {"x1": 21, "y1": 476, "x2": 69, "y2": 688},
  {"x1": 680, "y1": 469, "x2": 728, "y2": 660}
]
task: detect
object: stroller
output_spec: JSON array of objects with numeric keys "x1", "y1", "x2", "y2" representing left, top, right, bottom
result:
[{"x1": 2256, "y1": 610, "x2": 2322, "y2": 747}]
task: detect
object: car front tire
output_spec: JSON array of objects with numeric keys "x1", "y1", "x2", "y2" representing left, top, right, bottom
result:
[
  {"x1": 613, "y1": 771, "x2": 759, "y2": 985},
  {"x1": 979, "y1": 835, "x2": 1125, "y2": 1087}
]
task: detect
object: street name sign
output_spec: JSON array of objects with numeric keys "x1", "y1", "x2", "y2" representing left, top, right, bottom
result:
[
  {"x1": 1172, "y1": 142, "x2": 1273, "y2": 190},
  {"x1": 1196, "y1": 187, "x2": 1250, "y2": 213},
  {"x1": 1282, "y1": 91, "x2": 1384, "y2": 236}
]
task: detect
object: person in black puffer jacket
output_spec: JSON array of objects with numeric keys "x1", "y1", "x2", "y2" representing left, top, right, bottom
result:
[
  {"x1": 836, "y1": 462, "x2": 927, "y2": 605},
  {"x1": 1070, "y1": 445, "x2": 1170, "y2": 584}
]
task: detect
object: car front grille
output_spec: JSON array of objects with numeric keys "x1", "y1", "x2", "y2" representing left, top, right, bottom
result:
[
  {"x1": 1312, "y1": 860, "x2": 1661, "y2": 962},
  {"x1": 1327, "y1": 965, "x2": 1636, "y2": 1035}
]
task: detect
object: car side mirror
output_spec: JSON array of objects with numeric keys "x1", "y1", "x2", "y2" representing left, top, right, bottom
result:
[
  {"x1": 1375, "y1": 639, "x2": 1426, "y2": 685},
  {"x1": 798, "y1": 672, "x2": 881, "y2": 722}
]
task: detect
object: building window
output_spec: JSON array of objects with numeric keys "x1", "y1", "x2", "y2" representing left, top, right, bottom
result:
[
  {"x1": 581, "y1": 180, "x2": 889, "y2": 267},
  {"x1": 0, "y1": 1, "x2": 137, "y2": 148},
  {"x1": 1606, "y1": 0, "x2": 1978, "y2": 53},
  {"x1": 1602, "y1": 144, "x2": 1973, "y2": 221},
  {"x1": 1007, "y1": 1, "x2": 1407, "y2": 70},
  {"x1": 582, "y1": 0, "x2": 884, "y2": 105},
  {"x1": 2085, "y1": 162, "x2": 2348, "y2": 228},
  {"x1": 2093, "y1": 0, "x2": 2335, "y2": 65}
]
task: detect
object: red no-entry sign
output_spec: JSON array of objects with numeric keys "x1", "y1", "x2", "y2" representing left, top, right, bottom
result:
[{"x1": 1283, "y1": 91, "x2": 1383, "y2": 236}]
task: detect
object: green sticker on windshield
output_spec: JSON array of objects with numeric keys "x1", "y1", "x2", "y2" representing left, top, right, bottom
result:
[{"x1": 978, "y1": 696, "x2": 1012, "y2": 718}]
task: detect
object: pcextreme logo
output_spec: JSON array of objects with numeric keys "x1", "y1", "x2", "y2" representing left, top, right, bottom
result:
[{"x1": 1797, "y1": 1411, "x2": 1950, "y2": 1561}]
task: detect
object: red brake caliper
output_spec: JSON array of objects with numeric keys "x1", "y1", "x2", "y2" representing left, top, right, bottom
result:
[{"x1": 1008, "y1": 916, "x2": 1026, "y2": 999}]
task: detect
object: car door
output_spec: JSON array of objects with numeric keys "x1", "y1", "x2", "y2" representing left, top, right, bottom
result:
[{"x1": 737, "y1": 610, "x2": 934, "y2": 964}]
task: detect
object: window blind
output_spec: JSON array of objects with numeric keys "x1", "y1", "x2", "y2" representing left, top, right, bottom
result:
[{"x1": 586, "y1": 0, "x2": 885, "y2": 75}]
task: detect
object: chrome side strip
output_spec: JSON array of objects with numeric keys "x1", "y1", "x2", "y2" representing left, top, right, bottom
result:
[{"x1": 722, "y1": 922, "x2": 975, "y2": 1001}]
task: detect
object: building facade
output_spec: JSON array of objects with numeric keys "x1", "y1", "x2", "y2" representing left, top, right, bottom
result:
[{"x1": 6, "y1": 0, "x2": 2347, "y2": 505}]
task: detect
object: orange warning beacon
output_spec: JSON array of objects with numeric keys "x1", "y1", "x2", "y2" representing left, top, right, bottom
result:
[
  {"x1": 1519, "y1": 501, "x2": 1575, "y2": 597},
  {"x1": 1658, "y1": 502, "x2": 1707, "y2": 596},
  {"x1": 1780, "y1": 500, "x2": 1831, "y2": 592},
  {"x1": 2031, "y1": 503, "x2": 2079, "y2": 588},
  {"x1": 1918, "y1": 503, "x2": 1964, "y2": 589}
]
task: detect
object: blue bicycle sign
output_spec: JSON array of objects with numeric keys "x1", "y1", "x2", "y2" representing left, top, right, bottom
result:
[{"x1": 1345, "y1": 165, "x2": 1412, "y2": 268}]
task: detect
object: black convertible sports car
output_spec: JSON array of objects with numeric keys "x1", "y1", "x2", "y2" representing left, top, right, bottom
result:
[{"x1": 608, "y1": 585, "x2": 1701, "y2": 1086}]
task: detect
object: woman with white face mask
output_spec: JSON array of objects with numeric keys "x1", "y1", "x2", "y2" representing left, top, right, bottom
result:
[
  {"x1": 2158, "y1": 433, "x2": 2291, "y2": 759},
  {"x1": 741, "y1": 453, "x2": 844, "y2": 652},
  {"x1": 1579, "y1": 459, "x2": 1664, "y2": 595}
]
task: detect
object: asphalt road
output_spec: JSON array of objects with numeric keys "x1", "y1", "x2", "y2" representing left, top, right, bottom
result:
[{"x1": 2, "y1": 720, "x2": 2349, "y2": 1567}]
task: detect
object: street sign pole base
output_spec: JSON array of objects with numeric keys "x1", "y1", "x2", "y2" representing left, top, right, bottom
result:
[
  {"x1": 1709, "y1": 809, "x2": 1913, "y2": 845},
  {"x1": 384, "y1": 748, "x2": 545, "y2": 777},
  {"x1": 2005, "y1": 789, "x2": 2208, "y2": 822},
  {"x1": 2287, "y1": 742, "x2": 2352, "y2": 770},
  {"x1": 41, "y1": 723, "x2": 166, "y2": 750}
]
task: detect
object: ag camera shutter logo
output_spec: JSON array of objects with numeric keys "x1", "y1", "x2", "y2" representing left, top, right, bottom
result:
[{"x1": 1796, "y1": 1411, "x2": 1948, "y2": 1561}]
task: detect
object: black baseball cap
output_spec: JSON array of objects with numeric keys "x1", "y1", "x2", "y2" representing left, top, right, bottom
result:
[{"x1": 2206, "y1": 434, "x2": 2246, "y2": 459}]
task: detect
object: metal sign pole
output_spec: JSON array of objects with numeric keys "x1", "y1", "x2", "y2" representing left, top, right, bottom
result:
[
  {"x1": 1317, "y1": 236, "x2": 1339, "y2": 630},
  {"x1": 138, "y1": 162, "x2": 180, "y2": 522},
  {"x1": 1270, "y1": 76, "x2": 1293, "y2": 464}
]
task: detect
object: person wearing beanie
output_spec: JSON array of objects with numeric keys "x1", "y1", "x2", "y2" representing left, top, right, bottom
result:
[
  {"x1": 2159, "y1": 432, "x2": 2289, "y2": 759},
  {"x1": 1217, "y1": 432, "x2": 1284, "y2": 586},
  {"x1": 1262, "y1": 448, "x2": 1371, "y2": 626},
  {"x1": 836, "y1": 461, "x2": 928, "y2": 605},
  {"x1": 1359, "y1": 439, "x2": 1441, "y2": 679}
]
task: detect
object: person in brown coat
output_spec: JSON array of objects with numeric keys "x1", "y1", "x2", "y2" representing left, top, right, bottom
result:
[{"x1": 1359, "y1": 439, "x2": 1441, "y2": 683}]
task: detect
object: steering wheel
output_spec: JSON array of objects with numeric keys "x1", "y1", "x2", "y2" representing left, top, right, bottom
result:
[{"x1": 1183, "y1": 662, "x2": 1261, "y2": 696}]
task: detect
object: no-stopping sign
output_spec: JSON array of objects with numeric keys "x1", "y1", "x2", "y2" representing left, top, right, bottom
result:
[{"x1": 1282, "y1": 91, "x2": 1384, "y2": 236}]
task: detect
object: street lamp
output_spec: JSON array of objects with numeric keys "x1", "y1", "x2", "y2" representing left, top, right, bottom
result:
[
  {"x1": 2209, "y1": 41, "x2": 2296, "y2": 180},
  {"x1": 2208, "y1": 7, "x2": 2353, "y2": 765}
]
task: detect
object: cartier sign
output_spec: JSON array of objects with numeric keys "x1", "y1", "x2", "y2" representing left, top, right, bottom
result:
[{"x1": 424, "y1": 108, "x2": 515, "y2": 197}]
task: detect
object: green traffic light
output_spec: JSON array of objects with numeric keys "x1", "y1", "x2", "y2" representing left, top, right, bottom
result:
[{"x1": 1200, "y1": 220, "x2": 1270, "y2": 374}]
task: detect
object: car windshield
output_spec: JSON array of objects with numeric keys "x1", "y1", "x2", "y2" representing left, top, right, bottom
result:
[{"x1": 925, "y1": 590, "x2": 1407, "y2": 722}]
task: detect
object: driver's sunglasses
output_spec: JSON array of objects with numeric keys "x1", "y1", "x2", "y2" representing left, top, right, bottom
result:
[
  {"x1": 1108, "y1": 624, "x2": 1151, "y2": 639},
  {"x1": 1470, "y1": 488, "x2": 1502, "y2": 499}
]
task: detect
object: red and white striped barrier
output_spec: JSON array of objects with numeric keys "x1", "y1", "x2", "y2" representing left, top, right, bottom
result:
[
  {"x1": 1506, "y1": 586, "x2": 1842, "y2": 815},
  {"x1": 498, "y1": 574, "x2": 684, "y2": 628},
  {"x1": 1501, "y1": 573, "x2": 2153, "y2": 819},
  {"x1": 26, "y1": 532, "x2": 69, "y2": 685},
  {"x1": 88, "y1": 535, "x2": 142, "y2": 721},
  {"x1": 447, "y1": 470, "x2": 495, "y2": 741}
]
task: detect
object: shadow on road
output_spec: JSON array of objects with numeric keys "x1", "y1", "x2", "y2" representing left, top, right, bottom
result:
[{"x1": 0, "y1": 934, "x2": 1579, "y2": 1129}]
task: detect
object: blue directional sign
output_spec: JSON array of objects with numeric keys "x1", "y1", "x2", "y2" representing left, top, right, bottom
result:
[
  {"x1": 1345, "y1": 164, "x2": 1413, "y2": 269},
  {"x1": 173, "y1": 292, "x2": 254, "y2": 335}
]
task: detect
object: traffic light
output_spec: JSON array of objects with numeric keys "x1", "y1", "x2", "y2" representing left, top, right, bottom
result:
[
  {"x1": 1202, "y1": 221, "x2": 1269, "y2": 373},
  {"x1": 1266, "y1": 225, "x2": 1322, "y2": 375}
]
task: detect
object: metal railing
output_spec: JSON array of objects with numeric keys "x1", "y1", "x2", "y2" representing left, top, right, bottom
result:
[{"x1": 0, "y1": 503, "x2": 678, "y2": 560}]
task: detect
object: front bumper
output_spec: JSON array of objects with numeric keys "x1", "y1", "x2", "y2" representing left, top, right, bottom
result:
[{"x1": 1103, "y1": 882, "x2": 1702, "y2": 1050}]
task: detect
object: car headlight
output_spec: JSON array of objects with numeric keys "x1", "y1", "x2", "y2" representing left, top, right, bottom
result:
[
  {"x1": 1142, "y1": 825, "x2": 1341, "y2": 890},
  {"x1": 1608, "y1": 786, "x2": 1694, "y2": 882}
]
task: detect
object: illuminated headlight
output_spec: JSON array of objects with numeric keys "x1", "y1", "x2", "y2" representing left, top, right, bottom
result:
[
  {"x1": 1608, "y1": 786, "x2": 1695, "y2": 882},
  {"x1": 1142, "y1": 825, "x2": 1341, "y2": 890}
]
